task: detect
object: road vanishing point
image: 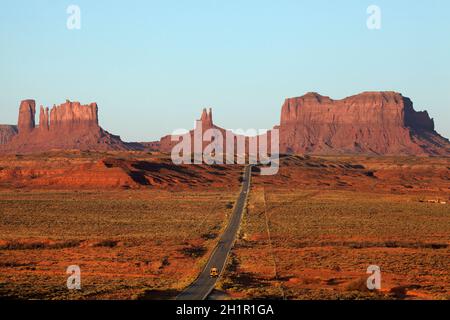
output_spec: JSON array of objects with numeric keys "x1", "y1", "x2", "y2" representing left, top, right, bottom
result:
[{"x1": 176, "y1": 165, "x2": 252, "y2": 300}]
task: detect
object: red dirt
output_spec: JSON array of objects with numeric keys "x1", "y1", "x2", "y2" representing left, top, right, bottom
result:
[{"x1": 0, "y1": 152, "x2": 243, "y2": 190}]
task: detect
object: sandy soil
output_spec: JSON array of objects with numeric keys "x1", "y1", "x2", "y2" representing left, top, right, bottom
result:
[{"x1": 0, "y1": 152, "x2": 448, "y2": 300}]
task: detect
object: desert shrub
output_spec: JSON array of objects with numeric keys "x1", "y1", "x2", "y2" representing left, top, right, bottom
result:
[
  {"x1": 226, "y1": 202, "x2": 234, "y2": 209},
  {"x1": 179, "y1": 246, "x2": 207, "y2": 258},
  {"x1": 0, "y1": 240, "x2": 81, "y2": 250},
  {"x1": 201, "y1": 233, "x2": 218, "y2": 240},
  {"x1": 93, "y1": 240, "x2": 118, "y2": 248},
  {"x1": 159, "y1": 256, "x2": 170, "y2": 269}
]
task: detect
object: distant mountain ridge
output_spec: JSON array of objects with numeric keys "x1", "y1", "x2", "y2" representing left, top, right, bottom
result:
[{"x1": 1, "y1": 92, "x2": 449, "y2": 156}]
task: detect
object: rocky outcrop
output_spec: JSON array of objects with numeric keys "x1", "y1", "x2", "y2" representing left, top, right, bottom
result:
[
  {"x1": 18, "y1": 100, "x2": 36, "y2": 133},
  {"x1": 0, "y1": 155, "x2": 242, "y2": 189},
  {"x1": 139, "y1": 141, "x2": 161, "y2": 152},
  {"x1": 159, "y1": 108, "x2": 224, "y2": 153},
  {"x1": 277, "y1": 92, "x2": 450, "y2": 156},
  {"x1": 48, "y1": 100, "x2": 99, "y2": 128},
  {"x1": 157, "y1": 108, "x2": 238, "y2": 153},
  {"x1": 2, "y1": 92, "x2": 449, "y2": 156},
  {"x1": 0, "y1": 99, "x2": 138, "y2": 154},
  {"x1": 157, "y1": 108, "x2": 268, "y2": 164},
  {"x1": 39, "y1": 106, "x2": 50, "y2": 131},
  {"x1": 0, "y1": 125, "x2": 18, "y2": 145},
  {"x1": 155, "y1": 92, "x2": 449, "y2": 157},
  {"x1": 200, "y1": 108, "x2": 213, "y2": 127}
]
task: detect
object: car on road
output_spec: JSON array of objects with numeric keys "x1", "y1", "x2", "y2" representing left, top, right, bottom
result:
[{"x1": 210, "y1": 267, "x2": 219, "y2": 277}]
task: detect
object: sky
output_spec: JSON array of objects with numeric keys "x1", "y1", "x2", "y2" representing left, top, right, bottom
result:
[{"x1": 1, "y1": 0, "x2": 449, "y2": 141}]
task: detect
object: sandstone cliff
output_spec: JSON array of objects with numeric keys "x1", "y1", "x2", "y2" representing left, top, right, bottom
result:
[
  {"x1": 1, "y1": 100, "x2": 138, "y2": 154},
  {"x1": 159, "y1": 108, "x2": 226, "y2": 153},
  {"x1": 18, "y1": 100, "x2": 36, "y2": 133},
  {"x1": 155, "y1": 93, "x2": 449, "y2": 157},
  {"x1": 0, "y1": 125, "x2": 18, "y2": 145},
  {"x1": 3, "y1": 92, "x2": 449, "y2": 156},
  {"x1": 157, "y1": 108, "x2": 270, "y2": 164},
  {"x1": 276, "y1": 92, "x2": 450, "y2": 156}
]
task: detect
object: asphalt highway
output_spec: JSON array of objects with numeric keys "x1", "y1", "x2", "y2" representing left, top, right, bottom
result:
[{"x1": 176, "y1": 165, "x2": 252, "y2": 300}]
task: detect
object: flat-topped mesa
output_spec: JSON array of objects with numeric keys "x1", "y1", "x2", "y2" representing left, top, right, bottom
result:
[
  {"x1": 0, "y1": 99, "x2": 135, "y2": 154},
  {"x1": 18, "y1": 99, "x2": 36, "y2": 133},
  {"x1": 48, "y1": 100, "x2": 99, "y2": 129},
  {"x1": 18, "y1": 99, "x2": 98, "y2": 133},
  {"x1": 278, "y1": 91, "x2": 449, "y2": 155},
  {"x1": 281, "y1": 91, "x2": 422, "y2": 126},
  {"x1": 281, "y1": 91, "x2": 438, "y2": 130}
]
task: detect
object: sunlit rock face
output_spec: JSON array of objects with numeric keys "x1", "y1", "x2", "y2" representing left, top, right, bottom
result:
[
  {"x1": 276, "y1": 92, "x2": 449, "y2": 156},
  {"x1": 1, "y1": 100, "x2": 136, "y2": 153}
]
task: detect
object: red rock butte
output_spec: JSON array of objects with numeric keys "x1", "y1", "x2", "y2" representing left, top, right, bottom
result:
[
  {"x1": 158, "y1": 107, "x2": 231, "y2": 153},
  {"x1": 0, "y1": 91, "x2": 449, "y2": 156},
  {"x1": 275, "y1": 91, "x2": 449, "y2": 156},
  {"x1": 157, "y1": 107, "x2": 270, "y2": 159},
  {"x1": 153, "y1": 92, "x2": 449, "y2": 157},
  {"x1": 0, "y1": 125, "x2": 18, "y2": 145},
  {"x1": 0, "y1": 99, "x2": 135, "y2": 153}
]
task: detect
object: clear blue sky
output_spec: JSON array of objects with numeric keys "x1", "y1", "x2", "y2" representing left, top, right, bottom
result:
[{"x1": 1, "y1": 0, "x2": 449, "y2": 141}]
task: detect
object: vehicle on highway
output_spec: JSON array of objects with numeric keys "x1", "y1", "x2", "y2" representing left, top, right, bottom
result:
[{"x1": 210, "y1": 267, "x2": 219, "y2": 277}]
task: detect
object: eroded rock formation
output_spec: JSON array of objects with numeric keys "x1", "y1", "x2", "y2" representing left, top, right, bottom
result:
[
  {"x1": 0, "y1": 99, "x2": 137, "y2": 154},
  {"x1": 39, "y1": 106, "x2": 49, "y2": 131},
  {"x1": 159, "y1": 108, "x2": 224, "y2": 153},
  {"x1": 2, "y1": 91, "x2": 449, "y2": 156},
  {"x1": 0, "y1": 125, "x2": 18, "y2": 145},
  {"x1": 158, "y1": 107, "x2": 259, "y2": 158},
  {"x1": 154, "y1": 93, "x2": 449, "y2": 157},
  {"x1": 276, "y1": 92, "x2": 450, "y2": 155},
  {"x1": 18, "y1": 100, "x2": 36, "y2": 133}
]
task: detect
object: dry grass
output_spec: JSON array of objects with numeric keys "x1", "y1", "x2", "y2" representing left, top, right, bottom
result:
[
  {"x1": 0, "y1": 189, "x2": 237, "y2": 299},
  {"x1": 1, "y1": 154, "x2": 448, "y2": 300},
  {"x1": 221, "y1": 187, "x2": 450, "y2": 300}
]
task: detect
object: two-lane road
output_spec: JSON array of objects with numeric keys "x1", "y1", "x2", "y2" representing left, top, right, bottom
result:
[{"x1": 176, "y1": 165, "x2": 252, "y2": 300}]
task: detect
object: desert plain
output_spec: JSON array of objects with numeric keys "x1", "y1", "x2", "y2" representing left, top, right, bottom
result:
[{"x1": 0, "y1": 151, "x2": 448, "y2": 300}]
